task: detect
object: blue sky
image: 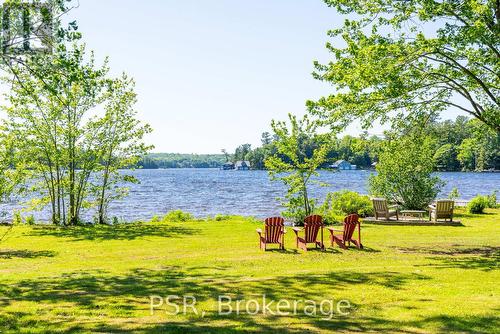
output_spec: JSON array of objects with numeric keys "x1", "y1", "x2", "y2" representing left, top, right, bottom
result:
[
  {"x1": 0, "y1": 0, "x2": 464, "y2": 153},
  {"x1": 73, "y1": 0, "x2": 351, "y2": 153}
]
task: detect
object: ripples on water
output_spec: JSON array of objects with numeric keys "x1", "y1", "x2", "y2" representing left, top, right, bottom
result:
[{"x1": 1, "y1": 169, "x2": 499, "y2": 221}]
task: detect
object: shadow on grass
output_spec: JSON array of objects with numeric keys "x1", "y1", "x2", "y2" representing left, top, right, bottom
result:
[
  {"x1": 455, "y1": 211, "x2": 497, "y2": 220},
  {"x1": 0, "y1": 266, "x2": 437, "y2": 333},
  {"x1": 398, "y1": 245, "x2": 499, "y2": 271},
  {"x1": 0, "y1": 249, "x2": 57, "y2": 259},
  {"x1": 26, "y1": 223, "x2": 198, "y2": 241}
]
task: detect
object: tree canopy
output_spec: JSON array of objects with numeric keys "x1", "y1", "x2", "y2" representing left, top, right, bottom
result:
[
  {"x1": 265, "y1": 114, "x2": 332, "y2": 223},
  {"x1": 308, "y1": 0, "x2": 500, "y2": 132}
]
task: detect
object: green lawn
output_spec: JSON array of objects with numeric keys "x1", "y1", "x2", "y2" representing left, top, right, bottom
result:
[{"x1": 0, "y1": 209, "x2": 499, "y2": 333}]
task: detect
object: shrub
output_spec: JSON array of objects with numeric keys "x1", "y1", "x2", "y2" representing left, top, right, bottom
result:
[
  {"x1": 448, "y1": 187, "x2": 460, "y2": 201},
  {"x1": 162, "y1": 210, "x2": 194, "y2": 222},
  {"x1": 151, "y1": 215, "x2": 161, "y2": 223},
  {"x1": 265, "y1": 114, "x2": 332, "y2": 225},
  {"x1": 486, "y1": 191, "x2": 498, "y2": 208},
  {"x1": 12, "y1": 211, "x2": 22, "y2": 225},
  {"x1": 214, "y1": 214, "x2": 232, "y2": 221},
  {"x1": 369, "y1": 134, "x2": 444, "y2": 210},
  {"x1": 25, "y1": 215, "x2": 35, "y2": 225},
  {"x1": 467, "y1": 195, "x2": 488, "y2": 214},
  {"x1": 319, "y1": 191, "x2": 373, "y2": 224}
]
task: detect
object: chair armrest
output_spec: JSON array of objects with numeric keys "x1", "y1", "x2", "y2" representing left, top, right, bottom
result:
[
  {"x1": 388, "y1": 204, "x2": 399, "y2": 209},
  {"x1": 327, "y1": 227, "x2": 342, "y2": 232},
  {"x1": 292, "y1": 227, "x2": 301, "y2": 235},
  {"x1": 256, "y1": 228, "x2": 262, "y2": 235},
  {"x1": 428, "y1": 205, "x2": 435, "y2": 209}
]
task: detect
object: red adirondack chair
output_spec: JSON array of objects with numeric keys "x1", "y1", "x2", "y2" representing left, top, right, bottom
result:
[
  {"x1": 292, "y1": 215, "x2": 325, "y2": 251},
  {"x1": 328, "y1": 214, "x2": 363, "y2": 249},
  {"x1": 257, "y1": 217, "x2": 286, "y2": 250}
]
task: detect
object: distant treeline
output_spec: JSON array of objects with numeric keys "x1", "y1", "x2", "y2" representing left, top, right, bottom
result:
[
  {"x1": 139, "y1": 117, "x2": 499, "y2": 171},
  {"x1": 139, "y1": 153, "x2": 226, "y2": 169}
]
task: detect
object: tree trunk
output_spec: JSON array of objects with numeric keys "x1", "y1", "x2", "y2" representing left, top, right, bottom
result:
[{"x1": 97, "y1": 164, "x2": 110, "y2": 225}]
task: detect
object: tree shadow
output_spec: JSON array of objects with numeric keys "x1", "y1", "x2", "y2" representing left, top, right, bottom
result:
[
  {"x1": 1, "y1": 310, "x2": 496, "y2": 334},
  {"x1": 425, "y1": 255, "x2": 499, "y2": 271},
  {"x1": 0, "y1": 249, "x2": 57, "y2": 259},
  {"x1": 397, "y1": 246, "x2": 499, "y2": 271},
  {"x1": 0, "y1": 267, "x2": 433, "y2": 332},
  {"x1": 345, "y1": 245, "x2": 381, "y2": 253},
  {"x1": 264, "y1": 248, "x2": 300, "y2": 254},
  {"x1": 397, "y1": 245, "x2": 499, "y2": 256},
  {"x1": 26, "y1": 223, "x2": 198, "y2": 241},
  {"x1": 310, "y1": 314, "x2": 499, "y2": 334}
]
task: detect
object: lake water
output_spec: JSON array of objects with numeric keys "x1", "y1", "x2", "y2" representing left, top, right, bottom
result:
[{"x1": 1, "y1": 169, "x2": 499, "y2": 222}]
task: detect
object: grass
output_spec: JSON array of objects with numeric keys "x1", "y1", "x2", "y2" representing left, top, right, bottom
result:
[{"x1": 0, "y1": 208, "x2": 498, "y2": 333}]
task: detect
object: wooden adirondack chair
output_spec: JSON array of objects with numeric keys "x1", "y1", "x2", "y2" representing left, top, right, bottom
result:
[
  {"x1": 292, "y1": 215, "x2": 325, "y2": 251},
  {"x1": 372, "y1": 198, "x2": 399, "y2": 220},
  {"x1": 429, "y1": 200, "x2": 454, "y2": 222},
  {"x1": 257, "y1": 217, "x2": 286, "y2": 250},
  {"x1": 328, "y1": 214, "x2": 363, "y2": 249}
]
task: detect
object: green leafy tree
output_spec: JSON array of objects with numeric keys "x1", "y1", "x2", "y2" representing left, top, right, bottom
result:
[
  {"x1": 433, "y1": 144, "x2": 456, "y2": 170},
  {"x1": 369, "y1": 134, "x2": 444, "y2": 209},
  {"x1": 2, "y1": 44, "x2": 151, "y2": 225},
  {"x1": 456, "y1": 119, "x2": 499, "y2": 171},
  {"x1": 261, "y1": 132, "x2": 273, "y2": 146},
  {"x1": 0, "y1": 129, "x2": 23, "y2": 203},
  {"x1": 93, "y1": 75, "x2": 153, "y2": 224},
  {"x1": 0, "y1": 0, "x2": 79, "y2": 211},
  {"x1": 246, "y1": 146, "x2": 267, "y2": 170},
  {"x1": 221, "y1": 149, "x2": 231, "y2": 162},
  {"x1": 448, "y1": 187, "x2": 460, "y2": 201},
  {"x1": 457, "y1": 138, "x2": 477, "y2": 171},
  {"x1": 234, "y1": 144, "x2": 252, "y2": 162},
  {"x1": 265, "y1": 114, "x2": 332, "y2": 224},
  {"x1": 309, "y1": 0, "x2": 500, "y2": 133}
]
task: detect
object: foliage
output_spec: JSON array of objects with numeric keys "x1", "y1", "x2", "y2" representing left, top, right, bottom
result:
[
  {"x1": 0, "y1": 1, "x2": 81, "y2": 206},
  {"x1": 0, "y1": 130, "x2": 24, "y2": 202},
  {"x1": 486, "y1": 191, "x2": 498, "y2": 208},
  {"x1": 467, "y1": 195, "x2": 488, "y2": 214},
  {"x1": 25, "y1": 215, "x2": 35, "y2": 226},
  {"x1": 234, "y1": 144, "x2": 252, "y2": 162},
  {"x1": 448, "y1": 187, "x2": 460, "y2": 201},
  {"x1": 140, "y1": 153, "x2": 226, "y2": 169},
  {"x1": 12, "y1": 211, "x2": 22, "y2": 225},
  {"x1": 213, "y1": 214, "x2": 234, "y2": 221},
  {"x1": 309, "y1": 0, "x2": 500, "y2": 133},
  {"x1": 369, "y1": 134, "x2": 444, "y2": 210},
  {"x1": 318, "y1": 190, "x2": 373, "y2": 224},
  {"x1": 1, "y1": 43, "x2": 151, "y2": 225},
  {"x1": 92, "y1": 74, "x2": 153, "y2": 224},
  {"x1": 161, "y1": 210, "x2": 194, "y2": 222},
  {"x1": 455, "y1": 120, "x2": 499, "y2": 171},
  {"x1": 465, "y1": 192, "x2": 498, "y2": 214},
  {"x1": 265, "y1": 114, "x2": 332, "y2": 224}
]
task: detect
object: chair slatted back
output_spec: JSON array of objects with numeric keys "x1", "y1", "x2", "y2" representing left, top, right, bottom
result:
[
  {"x1": 304, "y1": 215, "x2": 323, "y2": 243},
  {"x1": 264, "y1": 217, "x2": 285, "y2": 243},
  {"x1": 436, "y1": 200, "x2": 454, "y2": 214},
  {"x1": 343, "y1": 214, "x2": 359, "y2": 240},
  {"x1": 372, "y1": 198, "x2": 388, "y2": 214}
]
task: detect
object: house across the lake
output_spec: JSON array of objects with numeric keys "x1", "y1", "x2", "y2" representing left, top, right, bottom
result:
[
  {"x1": 330, "y1": 160, "x2": 357, "y2": 170},
  {"x1": 235, "y1": 160, "x2": 251, "y2": 170},
  {"x1": 221, "y1": 162, "x2": 235, "y2": 170}
]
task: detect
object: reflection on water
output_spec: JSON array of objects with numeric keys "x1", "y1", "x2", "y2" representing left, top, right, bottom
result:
[{"x1": 1, "y1": 169, "x2": 499, "y2": 221}]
